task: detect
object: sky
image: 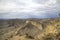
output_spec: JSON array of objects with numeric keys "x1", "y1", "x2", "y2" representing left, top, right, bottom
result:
[{"x1": 0, "y1": 0, "x2": 60, "y2": 19}]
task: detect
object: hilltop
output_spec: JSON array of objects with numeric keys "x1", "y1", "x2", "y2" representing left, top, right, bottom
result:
[{"x1": 0, "y1": 18, "x2": 60, "y2": 40}]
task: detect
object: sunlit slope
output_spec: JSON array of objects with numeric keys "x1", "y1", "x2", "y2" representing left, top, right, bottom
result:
[{"x1": 0, "y1": 18, "x2": 60, "y2": 40}]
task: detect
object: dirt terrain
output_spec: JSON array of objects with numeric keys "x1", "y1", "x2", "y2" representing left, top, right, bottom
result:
[{"x1": 0, "y1": 18, "x2": 60, "y2": 40}]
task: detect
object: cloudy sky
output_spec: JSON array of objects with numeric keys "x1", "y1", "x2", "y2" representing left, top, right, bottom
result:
[{"x1": 0, "y1": 0, "x2": 60, "y2": 19}]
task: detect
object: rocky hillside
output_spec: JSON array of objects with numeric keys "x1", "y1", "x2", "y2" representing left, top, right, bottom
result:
[{"x1": 0, "y1": 18, "x2": 60, "y2": 40}]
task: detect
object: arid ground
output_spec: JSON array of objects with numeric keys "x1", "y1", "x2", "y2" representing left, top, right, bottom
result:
[{"x1": 0, "y1": 18, "x2": 60, "y2": 40}]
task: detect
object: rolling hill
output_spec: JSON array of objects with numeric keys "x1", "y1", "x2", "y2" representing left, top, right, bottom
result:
[{"x1": 0, "y1": 18, "x2": 60, "y2": 40}]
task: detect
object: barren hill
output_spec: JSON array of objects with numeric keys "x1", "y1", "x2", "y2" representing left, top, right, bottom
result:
[{"x1": 0, "y1": 18, "x2": 60, "y2": 40}]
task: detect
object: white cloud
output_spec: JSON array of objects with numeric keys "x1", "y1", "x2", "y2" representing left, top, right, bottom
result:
[
  {"x1": 0, "y1": 0, "x2": 57, "y2": 12},
  {"x1": 0, "y1": 0, "x2": 60, "y2": 19}
]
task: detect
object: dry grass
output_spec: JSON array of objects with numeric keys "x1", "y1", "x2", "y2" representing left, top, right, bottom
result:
[{"x1": 0, "y1": 18, "x2": 60, "y2": 40}]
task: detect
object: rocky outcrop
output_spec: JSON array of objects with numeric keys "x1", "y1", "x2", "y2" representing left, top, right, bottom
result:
[{"x1": 0, "y1": 18, "x2": 60, "y2": 40}]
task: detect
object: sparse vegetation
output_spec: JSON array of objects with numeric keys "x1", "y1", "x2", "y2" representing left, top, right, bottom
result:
[{"x1": 0, "y1": 18, "x2": 60, "y2": 40}]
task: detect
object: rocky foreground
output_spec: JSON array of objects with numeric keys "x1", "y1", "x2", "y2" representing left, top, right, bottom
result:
[{"x1": 0, "y1": 18, "x2": 60, "y2": 40}]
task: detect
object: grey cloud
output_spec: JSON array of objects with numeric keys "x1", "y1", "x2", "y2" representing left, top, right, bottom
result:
[
  {"x1": 0, "y1": 12, "x2": 59, "y2": 19},
  {"x1": 0, "y1": 0, "x2": 60, "y2": 19},
  {"x1": 57, "y1": 0, "x2": 60, "y2": 3},
  {"x1": 0, "y1": 0, "x2": 27, "y2": 5},
  {"x1": 0, "y1": 0, "x2": 16, "y2": 2},
  {"x1": 33, "y1": 0, "x2": 48, "y2": 4}
]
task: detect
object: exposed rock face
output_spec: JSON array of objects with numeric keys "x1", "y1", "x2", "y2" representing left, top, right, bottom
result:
[
  {"x1": 0, "y1": 18, "x2": 60, "y2": 40},
  {"x1": 16, "y1": 22, "x2": 42, "y2": 38}
]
